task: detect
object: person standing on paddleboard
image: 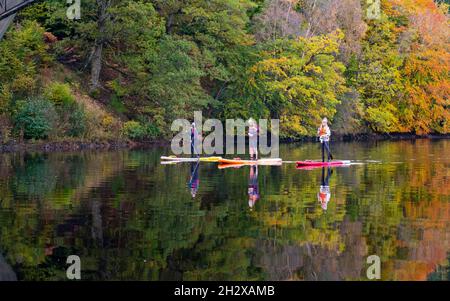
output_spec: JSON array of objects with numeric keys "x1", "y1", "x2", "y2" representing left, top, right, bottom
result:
[
  {"x1": 190, "y1": 122, "x2": 200, "y2": 157},
  {"x1": 248, "y1": 119, "x2": 258, "y2": 160},
  {"x1": 317, "y1": 118, "x2": 333, "y2": 162}
]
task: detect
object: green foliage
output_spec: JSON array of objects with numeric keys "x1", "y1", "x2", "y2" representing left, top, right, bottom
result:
[
  {"x1": 143, "y1": 37, "x2": 211, "y2": 119},
  {"x1": 109, "y1": 95, "x2": 128, "y2": 114},
  {"x1": 122, "y1": 119, "x2": 160, "y2": 141},
  {"x1": 16, "y1": 0, "x2": 71, "y2": 38},
  {"x1": 137, "y1": 116, "x2": 161, "y2": 139},
  {"x1": 0, "y1": 20, "x2": 50, "y2": 96},
  {"x1": 154, "y1": 0, "x2": 256, "y2": 83},
  {"x1": 365, "y1": 105, "x2": 399, "y2": 133},
  {"x1": 333, "y1": 89, "x2": 365, "y2": 135},
  {"x1": 67, "y1": 103, "x2": 87, "y2": 138},
  {"x1": 355, "y1": 18, "x2": 404, "y2": 133},
  {"x1": 44, "y1": 82, "x2": 75, "y2": 106},
  {"x1": 0, "y1": 85, "x2": 13, "y2": 115},
  {"x1": 122, "y1": 121, "x2": 147, "y2": 141},
  {"x1": 13, "y1": 98, "x2": 57, "y2": 140}
]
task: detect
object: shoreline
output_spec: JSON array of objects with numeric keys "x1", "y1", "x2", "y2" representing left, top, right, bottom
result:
[
  {"x1": 0, "y1": 139, "x2": 167, "y2": 153},
  {"x1": 0, "y1": 134, "x2": 448, "y2": 153},
  {"x1": 282, "y1": 133, "x2": 450, "y2": 143}
]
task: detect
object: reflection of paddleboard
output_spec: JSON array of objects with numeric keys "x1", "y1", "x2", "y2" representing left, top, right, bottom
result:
[
  {"x1": 218, "y1": 158, "x2": 282, "y2": 165},
  {"x1": 218, "y1": 161, "x2": 282, "y2": 169},
  {"x1": 296, "y1": 160, "x2": 350, "y2": 168},
  {"x1": 161, "y1": 156, "x2": 222, "y2": 163}
]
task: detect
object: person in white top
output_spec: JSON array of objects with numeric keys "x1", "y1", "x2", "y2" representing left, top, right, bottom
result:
[
  {"x1": 317, "y1": 118, "x2": 333, "y2": 162},
  {"x1": 248, "y1": 119, "x2": 258, "y2": 160}
]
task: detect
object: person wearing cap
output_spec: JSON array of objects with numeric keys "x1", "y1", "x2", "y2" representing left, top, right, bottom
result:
[
  {"x1": 317, "y1": 118, "x2": 333, "y2": 162},
  {"x1": 248, "y1": 119, "x2": 258, "y2": 160}
]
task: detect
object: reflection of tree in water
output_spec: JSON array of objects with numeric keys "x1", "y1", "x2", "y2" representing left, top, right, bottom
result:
[
  {"x1": 255, "y1": 217, "x2": 367, "y2": 280},
  {"x1": 0, "y1": 151, "x2": 130, "y2": 279},
  {"x1": 0, "y1": 140, "x2": 448, "y2": 280},
  {"x1": 0, "y1": 253, "x2": 17, "y2": 281},
  {"x1": 10, "y1": 153, "x2": 59, "y2": 199},
  {"x1": 384, "y1": 199, "x2": 450, "y2": 280},
  {"x1": 427, "y1": 252, "x2": 450, "y2": 281}
]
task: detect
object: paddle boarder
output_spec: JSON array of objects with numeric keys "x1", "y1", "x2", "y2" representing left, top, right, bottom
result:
[
  {"x1": 190, "y1": 122, "x2": 200, "y2": 157},
  {"x1": 317, "y1": 118, "x2": 333, "y2": 162},
  {"x1": 248, "y1": 119, "x2": 258, "y2": 160},
  {"x1": 318, "y1": 167, "x2": 333, "y2": 210}
]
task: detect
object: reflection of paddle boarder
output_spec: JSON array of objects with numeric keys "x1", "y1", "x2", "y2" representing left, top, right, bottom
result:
[
  {"x1": 317, "y1": 118, "x2": 333, "y2": 162},
  {"x1": 248, "y1": 165, "x2": 260, "y2": 208},
  {"x1": 188, "y1": 161, "x2": 200, "y2": 198},
  {"x1": 318, "y1": 167, "x2": 333, "y2": 210}
]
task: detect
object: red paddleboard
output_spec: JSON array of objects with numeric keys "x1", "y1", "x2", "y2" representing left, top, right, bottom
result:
[{"x1": 296, "y1": 160, "x2": 350, "y2": 168}]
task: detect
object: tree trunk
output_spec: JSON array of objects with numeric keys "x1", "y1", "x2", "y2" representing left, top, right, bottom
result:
[
  {"x1": 90, "y1": 0, "x2": 110, "y2": 92},
  {"x1": 90, "y1": 42, "x2": 103, "y2": 91}
]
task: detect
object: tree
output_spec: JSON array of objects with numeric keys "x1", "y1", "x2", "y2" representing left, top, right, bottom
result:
[
  {"x1": 254, "y1": 0, "x2": 367, "y2": 61},
  {"x1": 252, "y1": 0, "x2": 304, "y2": 42},
  {"x1": 122, "y1": 36, "x2": 212, "y2": 135},
  {"x1": 394, "y1": 0, "x2": 450, "y2": 134},
  {"x1": 59, "y1": 0, "x2": 163, "y2": 92},
  {"x1": 247, "y1": 30, "x2": 347, "y2": 137},
  {"x1": 152, "y1": 0, "x2": 256, "y2": 100},
  {"x1": 355, "y1": 17, "x2": 404, "y2": 133}
]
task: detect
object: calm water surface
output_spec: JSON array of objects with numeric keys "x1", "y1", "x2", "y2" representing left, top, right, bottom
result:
[{"x1": 0, "y1": 139, "x2": 448, "y2": 280}]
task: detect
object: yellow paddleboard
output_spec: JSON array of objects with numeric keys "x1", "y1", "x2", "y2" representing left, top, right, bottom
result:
[{"x1": 199, "y1": 157, "x2": 223, "y2": 162}]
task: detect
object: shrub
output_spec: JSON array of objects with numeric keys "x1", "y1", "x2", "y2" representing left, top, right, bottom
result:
[
  {"x1": 143, "y1": 122, "x2": 160, "y2": 138},
  {"x1": 13, "y1": 98, "x2": 57, "y2": 140},
  {"x1": 122, "y1": 121, "x2": 146, "y2": 140},
  {"x1": 0, "y1": 85, "x2": 12, "y2": 115},
  {"x1": 44, "y1": 82, "x2": 75, "y2": 106},
  {"x1": 109, "y1": 95, "x2": 128, "y2": 114},
  {"x1": 67, "y1": 104, "x2": 87, "y2": 137},
  {"x1": 136, "y1": 117, "x2": 160, "y2": 138},
  {"x1": 101, "y1": 115, "x2": 115, "y2": 129}
]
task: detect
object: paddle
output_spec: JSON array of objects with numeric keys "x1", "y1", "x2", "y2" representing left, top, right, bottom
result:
[
  {"x1": 188, "y1": 161, "x2": 200, "y2": 186},
  {"x1": 191, "y1": 139, "x2": 200, "y2": 159}
]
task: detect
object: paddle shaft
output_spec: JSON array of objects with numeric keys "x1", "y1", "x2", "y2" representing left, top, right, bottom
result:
[
  {"x1": 191, "y1": 138, "x2": 200, "y2": 158},
  {"x1": 188, "y1": 161, "x2": 200, "y2": 185}
]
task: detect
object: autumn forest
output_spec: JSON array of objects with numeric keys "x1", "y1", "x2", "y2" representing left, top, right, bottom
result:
[{"x1": 0, "y1": 0, "x2": 449, "y2": 144}]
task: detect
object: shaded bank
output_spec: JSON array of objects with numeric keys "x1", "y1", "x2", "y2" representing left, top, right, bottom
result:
[
  {"x1": 1, "y1": 134, "x2": 449, "y2": 153},
  {"x1": 282, "y1": 133, "x2": 450, "y2": 143},
  {"x1": 0, "y1": 139, "x2": 166, "y2": 153}
]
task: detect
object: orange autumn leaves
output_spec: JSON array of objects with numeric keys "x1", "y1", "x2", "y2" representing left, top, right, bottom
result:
[{"x1": 392, "y1": 0, "x2": 450, "y2": 134}]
